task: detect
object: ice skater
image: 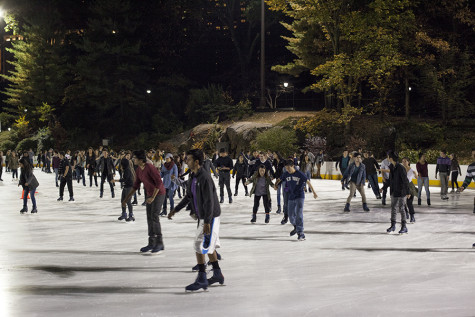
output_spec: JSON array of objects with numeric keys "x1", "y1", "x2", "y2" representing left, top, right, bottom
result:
[
  {"x1": 97, "y1": 149, "x2": 116, "y2": 198},
  {"x1": 57, "y1": 152, "x2": 74, "y2": 201},
  {"x1": 402, "y1": 157, "x2": 417, "y2": 223},
  {"x1": 215, "y1": 148, "x2": 233, "y2": 204},
  {"x1": 246, "y1": 164, "x2": 275, "y2": 223},
  {"x1": 341, "y1": 152, "x2": 370, "y2": 212},
  {"x1": 18, "y1": 157, "x2": 39, "y2": 214},
  {"x1": 233, "y1": 154, "x2": 248, "y2": 196},
  {"x1": 381, "y1": 151, "x2": 410, "y2": 234},
  {"x1": 122, "y1": 150, "x2": 166, "y2": 254},
  {"x1": 435, "y1": 150, "x2": 451, "y2": 200},
  {"x1": 168, "y1": 149, "x2": 224, "y2": 291},
  {"x1": 457, "y1": 147, "x2": 475, "y2": 214},
  {"x1": 118, "y1": 158, "x2": 135, "y2": 222},
  {"x1": 274, "y1": 160, "x2": 318, "y2": 241}
]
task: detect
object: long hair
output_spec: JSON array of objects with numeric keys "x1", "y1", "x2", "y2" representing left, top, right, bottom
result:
[{"x1": 19, "y1": 157, "x2": 32, "y2": 174}]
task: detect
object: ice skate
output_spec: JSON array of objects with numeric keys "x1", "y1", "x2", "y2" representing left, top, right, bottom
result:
[
  {"x1": 399, "y1": 225, "x2": 408, "y2": 234},
  {"x1": 386, "y1": 223, "x2": 396, "y2": 234},
  {"x1": 265, "y1": 213, "x2": 270, "y2": 224},
  {"x1": 250, "y1": 213, "x2": 256, "y2": 223},
  {"x1": 290, "y1": 226, "x2": 297, "y2": 236},
  {"x1": 363, "y1": 203, "x2": 370, "y2": 212},
  {"x1": 207, "y1": 269, "x2": 224, "y2": 286},
  {"x1": 297, "y1": 233, "x2": 306, "y2": 241},
  {"x1": 185, "y1": 272, "x2": 208, "y2": 292}
]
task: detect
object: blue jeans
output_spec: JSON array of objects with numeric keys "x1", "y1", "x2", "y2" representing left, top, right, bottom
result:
[
  {"x1": 304, "y1": 171, "x2": 311, "y2": 190},
  {"x1": 23, "y1": 187, "x2": 37, "y2": 209},
  {"x1": 367, "y1": 173, "x2": 380, "y2": 197},
  {"x1": 288, "y1": 198, "x2": 305, "y2": 234},
  {"x1": 417, "y1": 177, "x2": 430, "y2": 199},
  {"x1": 283, "y1": 190, "x2": 289, "y2": 216},
  {"x1": 163, "y1": 188, "x2": 175, "y2": 211},
  {"x1": 54, "y1": 168, "x2": 59, "y2": 185},
  {"x1": 276, "y1": 183, "x2": 282, "y2": 206}
]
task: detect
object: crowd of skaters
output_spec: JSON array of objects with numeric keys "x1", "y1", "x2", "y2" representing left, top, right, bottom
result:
[{"x1": 1, "y1": 145, "x2": 475, "y2": 291}]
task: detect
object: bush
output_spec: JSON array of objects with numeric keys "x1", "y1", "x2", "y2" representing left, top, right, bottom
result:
[
  {"x1": 252, "y1": 127, "x2": 298, "y2": 157},
  {"x1": 399, "y1": 149, "x2": 439, "y2": 164},
  {"x1": 15, "y1": 138, "x2": 38, "y2": 153},
  {"x1": 233, "y1": 99, "x2": 254, "y2": 120}
]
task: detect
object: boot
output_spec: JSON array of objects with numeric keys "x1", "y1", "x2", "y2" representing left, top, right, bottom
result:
[
  {"x1": 20, "y1": 206, "x2": 28, "y2": 214},
  {"x1": 185, "y1": 272, "x2": 208, "y2": 292},
  {"x1": 418, "y1": 198, "x2": 421, "y2": 205},
  {"x1": 220, "y1": 196, "x2": 224, "y2": 204},
  {"x1": 57, "y1": 196, "x2": 63, "y2": 201},
  {"x1": 399, "y1": 225, "x2": 408, "y2": 234},
  {"x1": 386, "y1": 222, "x2": 396, "y2": 233},
  {"x1": 234, "y1": 191, "x2": 238, "y2": 197},
  {"x1": 207, "y1": 268, "x2": 224, "y2": 286},
  {"x1": 69, "y1": 197, "x2": 75, "y2": 202},
  {"x1": 427, "y1": 199, "x2": 431, "y2": 206},
  {"x1": 382, "y1": 197, "x2": 386, "y2": 205},
  {"x1": 276, "y1": 205, "x2": 282, "y2": 214},
  {"x1": 31, "y1": 207, "x2": 38, "y2": 213},
  {"x1": 229, "y1": 196, "x2": 232, "y2": 204},
  {"x1": 265, "y1": 213, "x2": 270, "y2": 224},
  {"x1": 100, "y1": 191, "x2": 103, "y2": 198},
  {"x1": 118, "y1": 212, "x2": 127, "y2": 221},
  {"x1": 140, "y1": 245, "x2": 153, "y2": 253},
  {"x1": 363, "y1": 203, "x2": 370, "y2": 212},
  {"x1": 410, "y1": 214, "x2": 415, "y2": 223},
  {"x1": 281, "y1": 215, "x2": 288, "y2": 225},
  {"x1": 290, "y1": 226, "x2": 297, "y2": 236},
  {"x1": 344, "y1": 203, "x2": 350, "y2": 212},
  {"x1": 250, "y1": 213, "x2": 256, "y2": 223},
  {"x1": 126, "y1": 214, "x2": 135, "y2": 222}
]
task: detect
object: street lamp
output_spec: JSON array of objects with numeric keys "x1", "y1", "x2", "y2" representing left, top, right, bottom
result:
[
  {"x1": 283, "y1": 82, "x2": 289, "y2": 88},
  {"x1": 146, "y1": 90, "x2": 151, "y2": 94}
]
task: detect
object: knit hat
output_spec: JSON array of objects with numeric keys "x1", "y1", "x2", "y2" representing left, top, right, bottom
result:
[{"x1": 165, "y1": 153, "x2": 173, "y2": 160}]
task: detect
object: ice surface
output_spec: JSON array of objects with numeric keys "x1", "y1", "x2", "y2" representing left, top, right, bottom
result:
[{"x1": 1, "y1": 169, "x2": 475, "y2": 317}]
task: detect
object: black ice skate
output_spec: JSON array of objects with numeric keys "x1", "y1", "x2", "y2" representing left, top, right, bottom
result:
[
  {"x1": 126, "y1": 215, "x2": 135, "y2": 222},
  {"x1": 20, "y1": 207, "x2": 27, "y2": 214},
  {"x1": 281, "y1": 215, "x2": 288, "y2": 225},
  {"x1": 207, "y1": 269, "x2": 224, "y2": 286},
  {"x1": 399, "y1": 225, "x2": 408, "y2": 234},
  {"x1": 265, "y1": 213, "x2": 270, "y2": 224},
  {"x1": 250, "y1": 213, "x2": 256, "y2": 223},
  {"x1": 386, "y1": 223, "x2": 396, "y2": 233},
  {"x1": 290, "y1": 226, "x2": 297, "y2": 236},
  {"x1": 186, "y1": 272, "x2": 208, "y2": 292},
  {"x1": 363, "y1": 203, "x2": 370, "y2": 212}
]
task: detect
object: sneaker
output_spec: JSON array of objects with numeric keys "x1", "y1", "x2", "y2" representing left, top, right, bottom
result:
[
  {"x1": 140, "y1": 245, "x2": 153, "y2": 253},
  {"x1": 290, "y1": 226, "x2": 297, "y2": 236},
  {"x1": 297, "y1": 233, "x2": 306, "y2": 241},
  {"x1": 281, "y1": 215, "x2": 288, "y2": 225},
  {"x1": 185, "y1": 272, "x2": 208, "y2": 292},
  {"x1": 207, "y1": 268, "x2": 225, "y2": 286}
]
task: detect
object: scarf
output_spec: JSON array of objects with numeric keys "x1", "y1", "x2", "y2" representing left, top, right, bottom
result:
[{"x1": 164, "y1": 160, "x2": 175, "y2": 171}]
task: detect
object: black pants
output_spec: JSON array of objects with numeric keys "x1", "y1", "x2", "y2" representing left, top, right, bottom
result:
[
  {"x1": 146, "y1": 194, "x2": 166, "y2": 248},
  {"x1": 76, "y1": 166, "x2": 86, "y2": 185},
  {"x1": 219, "y1": 172, "x2": 232, "y2": 198},
  {"x1": 100, "y1": 174, "x2": 114, "y2": 195},
  {"x1": 12, "y1": 168, "x2": 18, "y2": 179},
  {"x1": 253, "y1": 195, "x2": 270, "y2": 214},
  {"x1": 121, "y1": 187, "x2": 133, "y2": 216},
  {"x1": 407, "y1": 194, "x2": 415, "y2": 215},
  {"x1": 235, "y1": 175, "x2": 248, "y2": 194},
  {"x1": 59, "y1": 177, "x2": 74, "y2": 198},
  {"x1": 46, "y1": 161, "x2": 51, "y2": 173},
  {"x1": 0, "y1": 166, "x2": 3, "y2": 179},
  {"x1": 382, "y1": 178, "x2": 390, "y2": 199},
  {"x1": 451, "y1": 171, "x2": 459, "y2": 190}
]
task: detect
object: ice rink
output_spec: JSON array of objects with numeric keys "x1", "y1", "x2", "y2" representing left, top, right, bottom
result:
[{"x1": 1, "y1": 168, "x2": 474, "y2": 317}]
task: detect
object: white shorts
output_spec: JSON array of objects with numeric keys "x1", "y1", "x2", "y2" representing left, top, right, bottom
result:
[{"x1": 194, "y1": 217, "x2": 221, "y2": 255}]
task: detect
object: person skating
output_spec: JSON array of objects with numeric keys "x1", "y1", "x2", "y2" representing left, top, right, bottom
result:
[
  {"x1": 232, "y1": 154, "x2": 248, "y2": 196},
  {"x1": 118, "y1": 158, "x2": 135, "y2": 222},
  {"x1": 274, "y1": 160, "x2": 318, "y2": 241},
  {"x1": 381, "y1": 151, "x2": 410, "y2": 234},
  {"x1": 86, "y1": 147, "x2": 98, "y2": 187},
  {"x1": 160, "y1": 153, "x2": 178, "y2": 216},
  {"x1": 97, "y1": 149, "x2": 116, "y2": 198},
  {"x1": 9, "y1": 151, "x2": 19, "y2": 180},
  {"x1": 273, "y1": 152, "x2": 286, "y2": 213},
  {"x1": 246, "y1": 164, "x2": 275, "y2": 223},
  {"x1": 449, "y1": 153, "x2": 462, "y2": 193},
  {"x1": 435, "y1": 150, "x2": 451, "y2": 200},
  {"x1": 18, "y1": 157, "x2": 39, "y2": 214},
  {"x1": 168, "y1": 149, "x2": 224, "y2": 291},
  {"x1": 122, "y1": 150, "x2": 166, "y2": 253},
  {"x1": 380, "y1": 152, "x2": 391, "y2": 205},
  {"x1": 341, "y1": 152, "x2": 370, "y2": 212},
  {"x1": 215, "y1": 148, "x2": 233, "y2": 203},
  {"x1": 57, "y1": 152, "x2": 74, "y2": 201},
  {"x1": 336, "y1": 150, "x2": 350, "y2": 190},
  {"x1": 402, "y1": 157, "x2": 418, "y2": 223},
  {"x1": 0, "y1": 151, "x2": 4, "y2": 181},
  {"x1": 416, "y1": 153, "x2": 431, "y2": 205},
  {"x1": 362, "y1": 151, "x2": 381, "y2": 199},
  {"x1": 300, "y1": 153, "x2": 313, "y2": 193},
  {"x1": 457, "y1": 147, "x2": 475, "y2": 214},
  {"x1": 315, "y1": 150, "x2": 324, "y2": 179}
]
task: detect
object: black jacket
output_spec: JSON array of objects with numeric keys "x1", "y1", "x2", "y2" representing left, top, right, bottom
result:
[
  {"x1": 382, "y1": 163, "x2": 409, "y2": 197},
  {"x1": 174, "y1": 167, "x2": 221, "y2": 224},
  {"x1": 98, "y1": 157, "x2": 115, "y2": 177},
  {"x1": 19, "y1": 169, "x2": 39, "y2": 189},
  {"x1": 233, "y1": 161, "x2": 247, "y2": 178},
  {"x1": 215, "y1": 156, "x2": 234, "y2": 174},
  {"x1": 120, "y1": 165, "x2": 134, "y2": 188},
  {"x1": 362, "y1": 157, "x2": 380, "y2": 175},
  {"x1": 58, "y1": 158, "x2": 72, "y2": 179},
  {"x1": 273, "y1": 159, "x2": 286, "y2": 179}
]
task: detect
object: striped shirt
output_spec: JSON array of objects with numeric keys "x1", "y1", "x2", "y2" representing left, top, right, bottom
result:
[{"x1": 462, "y1": 162, "x2": 475, "y2": 189}]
